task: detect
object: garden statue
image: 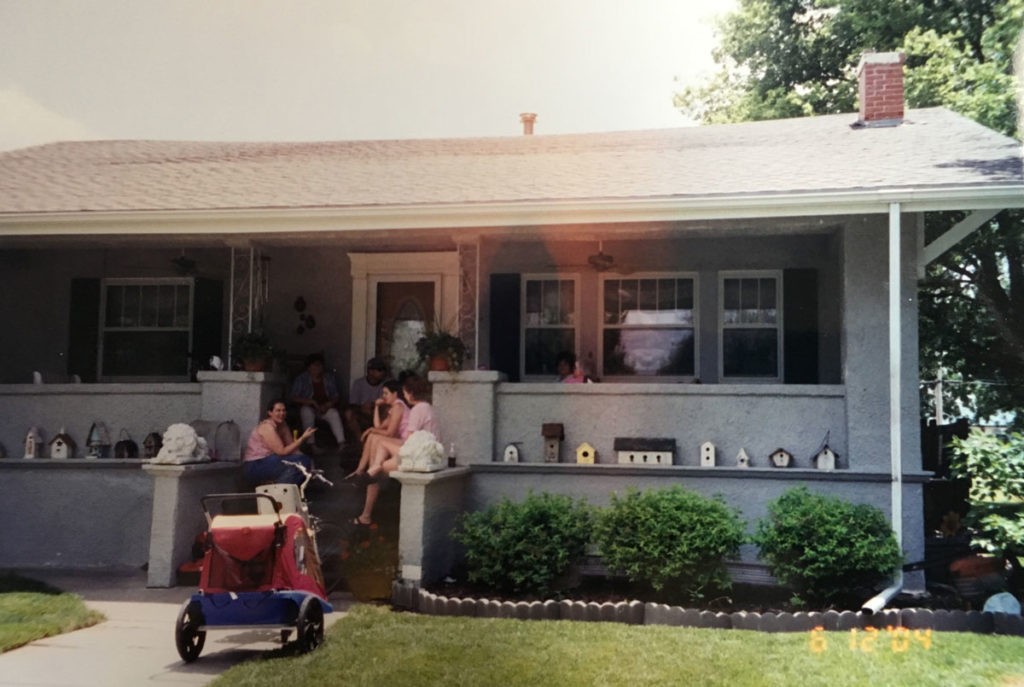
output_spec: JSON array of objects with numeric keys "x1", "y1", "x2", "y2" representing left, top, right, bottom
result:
[{"x1": 151, "y1": 423, "x2": 211, "y2": 464}]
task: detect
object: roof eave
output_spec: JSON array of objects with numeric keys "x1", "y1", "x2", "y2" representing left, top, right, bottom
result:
[{"x1": 1, "y1": 185, "x2": 1021, "y2": 237}]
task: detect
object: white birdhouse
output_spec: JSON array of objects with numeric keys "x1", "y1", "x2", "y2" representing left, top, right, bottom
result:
[
  {"x1": 49, "y1": 428, "x2": 76, "y2": 459},
  {"x1": 700, "y1": 441, "x2": 716, "y2": 467},
  {"x1": 815, "y1": 445, "x2": 837, "y2": 470},
  {"x1": 614, "y1": 438, "x2": 675, "y2": 465},
  {"x1": 770, "y1": 448, "x2": 793, "y2": 468},
  {"x1": 542, "y1": 423, "x2": 564, "y2": 463},
  {"x1": 24, "y1": 427, "x2": 43, "y2": 459},
  {"x1": 575, "y1": 442, "x2": 596, "y2": 464},
  {"x1": 503, "y1": 443, "x2": 520, "y2": 463},
  {"x1": 86, "y1": 421, "x2": 111, "y2": 459},
  {"x1": 736, "y1": 448, "x2": 751, "y2": 468}
]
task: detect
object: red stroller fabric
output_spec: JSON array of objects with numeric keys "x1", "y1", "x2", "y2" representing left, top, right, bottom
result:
[{"x1": 200, "y1": 515, "x2": 283, "y2": 594}]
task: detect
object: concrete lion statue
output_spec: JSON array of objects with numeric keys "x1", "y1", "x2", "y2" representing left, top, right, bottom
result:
[{"x1": 150, "y1": 422, "x2": 211, "y2": 465}]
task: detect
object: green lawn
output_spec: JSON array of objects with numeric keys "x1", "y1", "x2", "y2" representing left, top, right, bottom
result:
[
  {"x1": 0, "y1": 574, "x2": 105, "y2": 653},
  {"x1": 212, "y1": 605, "x2": 1024, "y2": 687}
]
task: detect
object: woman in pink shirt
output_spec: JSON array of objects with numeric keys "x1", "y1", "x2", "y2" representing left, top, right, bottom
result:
[
  {"x1": 351, "y1": 376, "x2": 440, "y2": 525},
  {"x1": 243, "y1": 399, "x2": 315, "y2": 485}
]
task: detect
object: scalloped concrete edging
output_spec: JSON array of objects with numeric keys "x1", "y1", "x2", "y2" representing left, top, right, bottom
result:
[{"x1": 392, "y1": 583, "x2": 1024, "y2": 636}]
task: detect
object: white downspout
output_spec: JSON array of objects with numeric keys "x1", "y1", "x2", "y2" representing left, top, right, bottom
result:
[{"x1": 865, "y1": 202, "x2": 905, "y2": 613}]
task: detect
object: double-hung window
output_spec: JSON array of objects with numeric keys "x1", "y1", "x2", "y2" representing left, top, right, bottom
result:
[
  {"x1": 98, "y1": 278, "x2": 194, "y2": 380},
  {"x1": 720, "y1": 271, "x2": 782, "y2": 381},
  {"x1": 601, "y1": 274, "x2": 697, "y2": 378},
  {"x1": 521, "y1": 275, "x2": 578, "y2": 379}
]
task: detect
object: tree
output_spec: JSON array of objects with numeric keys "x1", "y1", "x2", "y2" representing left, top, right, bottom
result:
[{"x1": 676, "y1": 0, "x2": 1024, "y2": 424}]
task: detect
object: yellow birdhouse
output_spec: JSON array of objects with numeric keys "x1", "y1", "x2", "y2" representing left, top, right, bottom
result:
[{"x1": 575, "y1": 441, "x2": 596, "y2": 464}]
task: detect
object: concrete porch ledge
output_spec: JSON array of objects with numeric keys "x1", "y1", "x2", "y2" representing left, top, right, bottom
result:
[
  {"x1": 143, "y1": 461, "x2": 243, "y2": 587},
  {"x1": 392, "y1": 466, "x2": 471, "y2": 587}
]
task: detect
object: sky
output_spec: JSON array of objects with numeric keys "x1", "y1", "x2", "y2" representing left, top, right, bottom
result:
[{"x1": 0, "y1": 0, "x2": 737, "y2": 151}]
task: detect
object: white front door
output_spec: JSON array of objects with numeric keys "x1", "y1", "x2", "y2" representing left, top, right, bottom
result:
[{"x1": 349, "y1": 252, "x2": 459, "y2": 381}]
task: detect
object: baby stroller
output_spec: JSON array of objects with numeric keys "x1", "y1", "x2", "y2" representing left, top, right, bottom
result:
[{"x1": 174, "y1": 468, "x2": 334, "y2": 662}]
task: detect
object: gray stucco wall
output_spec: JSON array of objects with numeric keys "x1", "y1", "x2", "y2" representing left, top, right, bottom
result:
[
  {"x1": 0, "y1": 461, "x2": 152, "y2": 569},
  {"x1": 0, "y1": 384, "x2": 201, "y2": 460}
]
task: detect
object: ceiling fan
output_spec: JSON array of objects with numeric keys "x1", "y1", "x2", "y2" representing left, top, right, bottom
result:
[{"x1": 587, "y1": 241, "x2": 615, "y2": 272}]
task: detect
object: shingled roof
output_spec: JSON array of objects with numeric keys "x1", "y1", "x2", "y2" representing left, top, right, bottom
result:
[{"x1": 0, "y1": 107, "x2": 1020, "y2": 217}]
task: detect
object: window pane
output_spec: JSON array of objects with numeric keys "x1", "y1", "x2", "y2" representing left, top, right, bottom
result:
[
  {"x1": 723, "y1": 329, "x2": 778, "y2": 377},
  {"x1": 122, "y1": 286, "x2": 141, "y2": 327},
  {"x1": 542, "y1": 281, "x2": 560, "y2": 324},
  {"x1": 677, "y1": 279, "x2": 693, "y2": 310},
  {"x1": 102, "y1": 331, "x2": 190, "y2": 377},
  {"x1": 524, "y1": 328, "x2": 574, "y2": 376},
  {"x1": 740, "y1": 279, "x2": 759, "y2": 323},
  {"x1": 105, "y1": 286, "x2": 124, "y2": 327},
  {"x1": 156, "y1": 285, "x2": 176, "y2": 326},
  {"x1": 620, "y1": 279, "x2": 637, "y2": 321},
  {"x1": 525, "y1": 281, "x2": 541, "y2": 325},
  {"x1": 560, "y1": 280, "x2": 575, "y2": 325},
  {"x1": 140, "y1": 285, "x2": 159, "y2": 327},
  {"x1": 723, "y1": 279, "x2": 739, "y2": 324},
  {"x1": 638, "y1": 279, "x2": 657, "y2": 311},
  {"x1": 760, "y1": 278, "x2": 777, "y2": 324},
  {"x1": 604, "y1": 328, "x2": 694, "y2": 377},
  {"x1": 174, "y1": 285, "x2": 191, "y2": 327},
  {"x1": 604, "y1": 280, "x2": 619, "y2": 324}
]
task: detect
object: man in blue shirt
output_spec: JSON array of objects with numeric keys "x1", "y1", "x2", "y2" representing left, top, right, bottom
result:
[{"x1": 289, "y1": 353, "x2": 345, "y2": 450}]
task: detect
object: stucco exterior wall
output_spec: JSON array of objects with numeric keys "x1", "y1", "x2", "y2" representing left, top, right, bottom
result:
[
  {"x1": 0, "y1": 461, "x2": 152, "y2": 569},
  {"x1": 0, "y1": 383, "x2": 201, "y2": 460}
]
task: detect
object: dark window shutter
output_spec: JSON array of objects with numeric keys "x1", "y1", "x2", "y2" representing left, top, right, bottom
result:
[
  {"x1": 489, "y1": 273, "x2": 520, "y2": 382},
  {"x1": 191, "y1": 278, "x2": 223, "y2": 379},
  {"x1": 783, "y1": 269, "x2": 818, "y2": 384},
  {"x1": 67, "y1": 278, "x2": 101, "y2": 382}
]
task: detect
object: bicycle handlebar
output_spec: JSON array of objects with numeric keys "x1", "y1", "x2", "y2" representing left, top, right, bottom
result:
[{"x1": 282, "y1": 460, "x2": 334, "y2": 489}]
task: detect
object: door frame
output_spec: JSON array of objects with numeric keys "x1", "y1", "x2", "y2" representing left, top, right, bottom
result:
[{"x1": 349, "y1": 252, "x2": 460, "y2": 383}]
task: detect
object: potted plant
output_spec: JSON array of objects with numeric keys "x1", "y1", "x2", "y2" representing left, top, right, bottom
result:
[
  {"x1": 232, "y1": 330, "x2": 275, "y2": 371},
  {"x1": 415, "y1": 323, "x2": 467, "y2": 372}
]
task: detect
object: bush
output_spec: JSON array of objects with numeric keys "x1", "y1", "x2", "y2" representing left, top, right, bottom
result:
[
  {"x1": 951, "y1": 430, "x2": 1024, "y2": 559},
  {"x1": 752, "y1": 486, "x2": 903, "y2": 605},
  {"x1": 593, "y1": 486, "x2": 745, "y2": 602},
  {"x1": 452, "y1": 492, "x2": 592, "y2": 597}
]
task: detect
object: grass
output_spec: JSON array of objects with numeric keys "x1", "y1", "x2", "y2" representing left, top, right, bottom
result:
[
  {"x1": 212, "y1": 605, "x2": 1024, "y2": 687},
  {"x1": 0, "y1": 573, "x2": 105, "y2": 653}
]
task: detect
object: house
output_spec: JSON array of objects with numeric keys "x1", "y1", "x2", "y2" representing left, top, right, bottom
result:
[{"x1": 1, "y1": 53, "x2": 1022, "y2": 590}]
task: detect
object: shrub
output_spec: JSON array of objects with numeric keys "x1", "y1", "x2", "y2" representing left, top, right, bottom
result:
[
  {"x1": 452, "y1": 492, "x2": 592, "y2": 597},
  {"x1": 951, "y1": 430, "x2": 1024, "y2": 559},
  {"x1": 593, "y1": 486, "x2": 745, "y2": 602},
  {"x1": 752, "y1": 486, "x2": 903, "y2": 605}
]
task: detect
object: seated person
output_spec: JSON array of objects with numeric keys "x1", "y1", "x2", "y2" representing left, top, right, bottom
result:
[
  {"x1": 342, "y1": 357, "x2": 388, "y2": 441},
  {"x1": 243, "y1": 399, "x2": 315, "y2": 485},
  {"x1": 351, "y1": 376, "x2": 439, "y2": 526},
  {"x1": 345, "y1": 379, "x2": 409, "y2": 480},
  {"x1": 289, "y1": 353, "x2": 345, "y2": 449}
]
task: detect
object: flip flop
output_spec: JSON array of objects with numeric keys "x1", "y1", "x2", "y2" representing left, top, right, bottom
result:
[{"x1": 350, "y1": 517, "x2": 372, "y2": 527}]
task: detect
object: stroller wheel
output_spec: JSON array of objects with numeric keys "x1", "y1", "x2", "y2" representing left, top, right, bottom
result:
[
  {"x1": 174, "y1": 600, "x2": 206, "y2": 662},
  {"x1": 296, "y1": 596, "x2": 325, "y2": 653}
]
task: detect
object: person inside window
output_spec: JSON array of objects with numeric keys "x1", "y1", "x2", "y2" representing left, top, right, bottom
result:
[
  {"x1": 349, "y1": 376, "x2": 439, "y2": 526},
  {"x1": 343, "y1": 357, "x2": 388, "y2": 442},
  {"x1": 242, "y1": 399, "x2": 315, "y2": 485},
  {"x1": 289, "y1": 353, "x2": 345, "y2": 451}
]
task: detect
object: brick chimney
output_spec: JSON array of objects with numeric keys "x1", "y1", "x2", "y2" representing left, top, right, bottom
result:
[
  {"x1": 519, "y1": 112, "x2": 537, "y2": 135},
  {"x1": 856, "y1": 52, "x2": 905, "y2": 126}
]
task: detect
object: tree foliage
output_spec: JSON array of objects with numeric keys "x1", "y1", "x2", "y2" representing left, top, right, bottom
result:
[{"x1": 677, "y1": 0, "x2": 1024, "y2": 423}]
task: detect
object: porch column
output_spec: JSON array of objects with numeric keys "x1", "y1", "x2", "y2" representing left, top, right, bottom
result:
[
  {"x1": 888, "y1": 202, "x2": 904, "y2": 587},
  {"x1": 430, "y1": 370, "x2": 502, "y2": 463}
]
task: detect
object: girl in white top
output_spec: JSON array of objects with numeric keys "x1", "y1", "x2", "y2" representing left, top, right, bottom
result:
[{"x1": 352, "y1": 376, "x2": 440, "y2": 526}]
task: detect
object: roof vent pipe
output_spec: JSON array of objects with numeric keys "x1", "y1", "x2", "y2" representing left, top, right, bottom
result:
[
  {"x1": 520, "y1": 113, "x2": 537, "y2": 135},
  {"x1": 855, "y1": 51, "x2": 905, "y2": 127}
]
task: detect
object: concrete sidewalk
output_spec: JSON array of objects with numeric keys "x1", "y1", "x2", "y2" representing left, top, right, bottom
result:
[{"x1": 0, "y1": 570, "x2": 352, "y2": 687}]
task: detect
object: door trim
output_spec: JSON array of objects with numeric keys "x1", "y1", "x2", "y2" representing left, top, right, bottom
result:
[{"x1": 349, "y1": 252, "x2": 459, "y2": 383}]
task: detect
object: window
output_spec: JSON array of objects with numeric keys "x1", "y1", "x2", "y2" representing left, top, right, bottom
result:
[
  {"x1": 720, "y1": 272, "x2": 782, "y2": 380},
  {"x1": 601, "y1": 275, "x2": 697, "y2": 378},
  {"x1": 521, "y1": 275, "x2": 577, "y2": 378},
  {"x1": 98, "y1": 278, "x2": 194, "y2": 380}
]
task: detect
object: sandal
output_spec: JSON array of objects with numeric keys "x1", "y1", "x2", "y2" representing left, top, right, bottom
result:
[{"x1": 350, "y1": 517, "x2": 372, "y2": 527}]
